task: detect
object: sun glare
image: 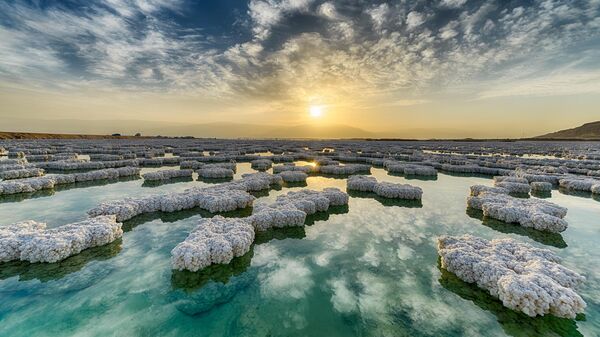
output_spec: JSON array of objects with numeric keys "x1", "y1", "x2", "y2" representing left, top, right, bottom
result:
[{"x1": 309, "y1": 105, "x2": 323, "y2": 118}]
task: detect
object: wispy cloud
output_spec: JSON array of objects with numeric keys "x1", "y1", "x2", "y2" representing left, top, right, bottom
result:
[{"x1": 0, "y1": 0, "x2": 599, "y2": 114}]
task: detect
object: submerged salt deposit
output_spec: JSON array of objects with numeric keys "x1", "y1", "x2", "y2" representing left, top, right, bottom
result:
[
  {"x1": 249, "y1": 188, "x2": 349, "y2": 231},
  {"x1": 437, "y1": 235, "x2": 586, "y2": 318},
  {"x1": 347, "y1": 175, "x2": 422, "y2": 200},
  {"x1": 0, "y1": 215, "x2": 122, "y2": 263},
  {"x1": 142, "y1": 169, "x2": 193, "y2": 181},
  {"x1": 171, "y1": 216, "x2": 255, "y2": 272},
  {"x1": 467, "y1": 186, "x2": 568, "y2": 232}
]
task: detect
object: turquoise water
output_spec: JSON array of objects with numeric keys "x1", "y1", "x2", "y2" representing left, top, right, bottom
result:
[{"x1": 1, "y1": 163, "x2": 599, "y2": 336}]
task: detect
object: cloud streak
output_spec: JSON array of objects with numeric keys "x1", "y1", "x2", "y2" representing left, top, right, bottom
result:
[{"x1": 0, "y1": 0, "x2": 599, "y2": 127}]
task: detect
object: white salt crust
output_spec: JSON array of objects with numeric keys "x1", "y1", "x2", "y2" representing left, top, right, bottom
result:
[
  {"x1": 0, "y1": 167, "x2": 140, "y2": 195},
  {"x1": 279, "y1": 171, "x2": 308, "y2": 182},
  {"x1": 0, "y1": 168, "x2": 45, "y2": 180},
  {"x1": 142, "y1": 169, "x2": 193, "y2": 181},
  {"x1": 467, "y1": 188, "x2": 568, "y2": 233},
  {"x1": 171, "y1": 216, "x2": 254, "y2": 272},
  {"x1": 249, "y1": 188, "x2": 349, "y2": 231},
  {"x1": 347, "y1": 175, "x2": 422, "y2": 200},
  {"x1": 438, "y1": 235, "x2": 586, "y2": 318},
  {"x1": 0, "y1": 215, "x2": 122, "y2": 263},
  {"x1": 530, "y1": 181, "x2": 553, "y2": 192}
]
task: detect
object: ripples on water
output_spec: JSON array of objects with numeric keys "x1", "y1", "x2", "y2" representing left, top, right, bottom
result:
[{"x1": 0, "y1": 163, "x2": 599, "y2": 336}]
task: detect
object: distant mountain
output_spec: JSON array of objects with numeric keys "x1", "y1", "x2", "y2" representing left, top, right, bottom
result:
[
  {"x1": 536, "y1": 121, "x2": 600, "y2": 140},
  {"x1": 0, "y1": 118, "x2": 374, "y2": 139}
]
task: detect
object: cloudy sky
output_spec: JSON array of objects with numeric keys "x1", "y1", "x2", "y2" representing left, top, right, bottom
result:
[{"x1": 1, "y1": 0, "x2": 599, "y2": 138}]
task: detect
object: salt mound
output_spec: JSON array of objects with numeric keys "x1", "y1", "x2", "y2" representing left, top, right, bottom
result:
[
  {"x1": 467, "y1": 188, "x2": 568, "y2": 233},
  {"x1": 347, "y1": 175, "x2": 422, "y2": 200},
  {"x1": 171, "y1": 216, "x2": 254, "y2": 272},
  {"x1": 89, "y1": 185, "x2": 255, "y2": 222},
  {"x1": 0, "y1": 168, "x2": 45, "y2": 180},
  {"x1": 0, "y1": 215, "x2": 122, "y2": 263},
  {"x1": 250, "y1": 159, "x2": 273, "y2": 171},
  {"x1": 279, "y1": 171, "x2": 308, "y2": 182},
  {"x1": 438, "y1": 235, "x2": 586, "y2": 318},
  {"x1": 142, "y1": 169, "x2": 193, "y2": 181},
  {"x1": 197, "y1": 167, "x2": 234, "y2": 179},
  {"x1": 0, "y1": 167, "x2": 140, "y2": 195},
  {"x1": 249, "y1": 188, "x2": 349, "y2": 231},
  {"x1": 531, "y1": 182, "x2": 553, "y2": 192}
]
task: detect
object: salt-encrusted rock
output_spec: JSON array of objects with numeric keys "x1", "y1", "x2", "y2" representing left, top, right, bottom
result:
[
  {"x1": 142, "y1": 169, "x2": 193, "y2": 181},
  {"x1": 279, "y1": 171, "x2": 308, "y2": 182},
  {"x1": 180, "y1": 161, "x2": 204, "y2": 170},
  {"x1": 470, "y1": 185, "x2": 508, "y2": 196},
  {"x1": 437, "y1": 235, "x2": 586, "y2": 318},
  {"x1": 318, "y1": 164, "x2": 370, "y2": 175},
  {"x1": 346, "y1": 175, "x2": 422, "y2": 199},
  {"x1": 0, "y1": 168, "x2": 44, "y2": 180},
  {"x1": 347, "y1": 175, "x2": 377, "y2": 192},
  {"x1": 234, "y1": 172, "x2": 283, "y2": 191},
  {"x1": 531, "y1": 182, "x2": 553, "y2": 192},
  {"x1": 559, "y1": 178, "x2": 600, "y2": 192},
  {"x1": 494, "y1": 176, "x2": 529, "y2": 184},
  {"x1": 249, "y1": 188, "x2": 349, "y2": 231},
  {"x1": 250, "y1": 159, "x2": 273, "y2": 171},
  {"x1": 171, "y1": 216, "x2": 254, "y2": 272},
  {"x1": 0, "y1": 215, "x2": 122, "y2": 263},
  {"x1": 591, "y1": 184, "x2": 600, "y2": 194},
  {"x1": 467, "y1": 189, "x2": 568, "y2": 233},
  {"x1": 88, "y1": 184, "x2": 255, "y2": 221},
  {"x1": 197, "y1": 167, "x2": 234, "y2": 179},
  {"x1": 0, "y1": 167, "x2": 140, "y2": 195},
  {"x1": 373, "y1": 182, "x2": 423, "y2": 200},
  {"x1": 495, "y1": 181, "x2": 532, "y2": 194},
  {"x1": 385, "y1": 162, "x2": 437, "y2": 176},
  {"x1": 272, "y1": 164, "x2": 314, "y2": 174}
]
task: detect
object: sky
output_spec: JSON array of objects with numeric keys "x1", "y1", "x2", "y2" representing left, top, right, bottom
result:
[{"x1": 1, "y1": 0, "x2": 599, "y2": 138}]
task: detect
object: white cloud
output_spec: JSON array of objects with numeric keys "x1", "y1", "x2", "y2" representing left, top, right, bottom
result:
[
  {"x1": 406, "y1": 11, "x2": 425, "y2": 30},
  {"x1": 440, "y1": 0, "x2": 468, "y2": 8}
]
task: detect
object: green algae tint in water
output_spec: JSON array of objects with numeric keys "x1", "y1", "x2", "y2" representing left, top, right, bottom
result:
[{"x1": 0, "y1": 164, "x2": 599, "y2": 336}]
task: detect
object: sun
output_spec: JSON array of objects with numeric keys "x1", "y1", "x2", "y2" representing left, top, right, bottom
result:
[{"x1": 309, "y1": 105, "x2": 323, "y2": 118}]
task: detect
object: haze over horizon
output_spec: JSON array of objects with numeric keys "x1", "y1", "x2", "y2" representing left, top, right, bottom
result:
[{"x1": 1, "y1": 0, "x2": 600, "y2": 138}]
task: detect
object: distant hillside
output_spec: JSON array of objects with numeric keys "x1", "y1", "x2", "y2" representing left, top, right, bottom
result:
[
  {"x1": 0, "y1": 118, "x2": 375, "y2": 139},
  {"x1": 0, "y1": 131, "x2": 142, "y2": 140},
  {"x1": 536, "y1": 121, "x2": 600, "y2": 140}
]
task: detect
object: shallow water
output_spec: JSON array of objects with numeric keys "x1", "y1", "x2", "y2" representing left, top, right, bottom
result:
[{"x1": 1, "y1": 162, "x2": 599, "y2": 337}]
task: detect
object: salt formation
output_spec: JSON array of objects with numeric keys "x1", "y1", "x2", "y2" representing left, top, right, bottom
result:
[
  {"x1": 0, "y1": 168, "x2": 45, "y2": 180},
  {"x1": 559, "y1": 178, "x2": 600, "y2": 194},
  {"x1": 142, "y1": 169, "x2": 193, "y2": 181},
  {"x1": 197, "y1": 167, "x2": 234, "y2": 179},
  {"x1": 249, "y1": 188, "x2": 349, "y2": 231},
  {"x1": 318, "y1": 164, "x2": 370, "y2": 175},
  {"x1": 0, "y1": 215, "x2": 122, "y2": 263},
  {"x1": 233, "y1": 172, "x2": 283, "y2": 191},
  {"x1": 272, "y1": 164, "x2": 314, "y2": 174},
  {"x1": 437, "y1": 235, "x2": 586, "y2": 318},
  {"x1": 250, "y1": 159, "x2": 273, "y2": 171},
  {"x1": 88, "y1": 185, "x2": 255, "y2": 222},
  {"x1": 171, "y1": 216, "x2": 254, "y2": 272},
  {"x1": 346, "y1": 175, "x2": 422, "y2": 200},
  {"x1": 180, "y1": 161, "x2": 204, "y2": 170},
  {"x1": 493, "y1": 176, "x2": 532, "y2": 194},
  {"x1": 531, "y1": 182, "x2": 553, "y2": 192},
  {"x1": 0, "y1": 167, "x2": 140, "y2": 195},
  {"x1": 467, "y1": 187, "x2": 568, "y2": 233},
  {"x1": 346, "y1": 175, "x2": 378, "y2": 192},
  {"x1": 279, "y1": 171, "x2": 308, "y2": 182},
  {"x1": 385, "y1": 162, "x2": 437, "y2": 176}
]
